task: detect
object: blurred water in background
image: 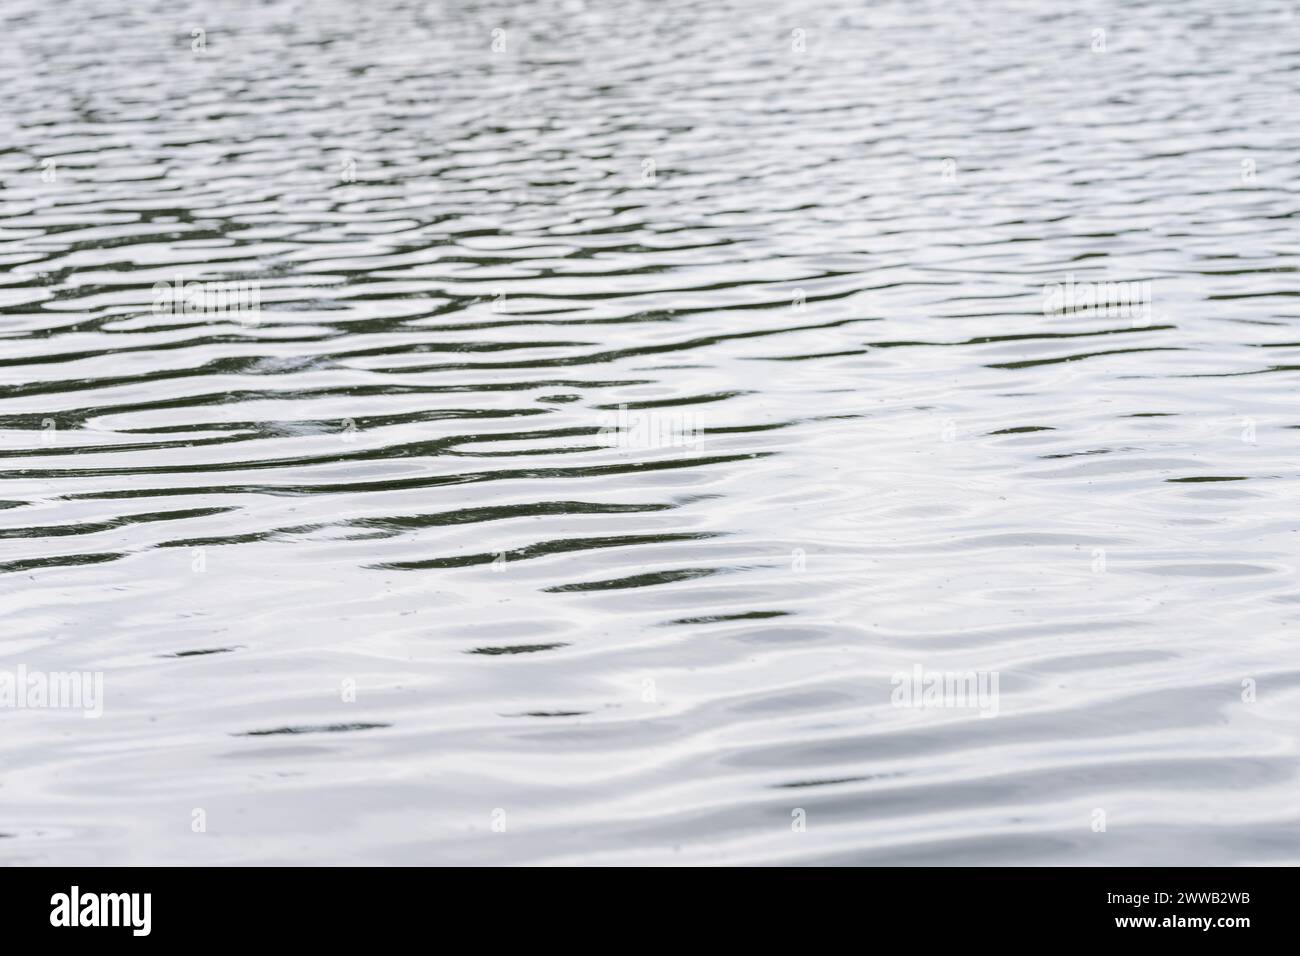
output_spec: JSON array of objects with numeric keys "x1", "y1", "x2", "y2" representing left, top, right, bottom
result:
[{"x1": 1, "y1": 0, "x2": 1299, "y2": 864}]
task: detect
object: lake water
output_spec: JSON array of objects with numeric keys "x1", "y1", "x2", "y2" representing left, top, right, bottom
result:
[{"x1": 2, "y1": 0, "x2": 1299, "y2": 865}]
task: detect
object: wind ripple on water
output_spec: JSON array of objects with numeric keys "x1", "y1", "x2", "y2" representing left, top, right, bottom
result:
[{"x1": 1, "y1": 0, "x2": 1298, "y2": 864}]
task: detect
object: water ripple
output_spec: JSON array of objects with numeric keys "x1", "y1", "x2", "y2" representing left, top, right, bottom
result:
[{"x1": 2, "y1": 0, "x2": 1299, "y2": 865}]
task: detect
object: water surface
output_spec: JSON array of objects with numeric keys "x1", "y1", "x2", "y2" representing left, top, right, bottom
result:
[{"x1": 2, "y1": 0, "x2": 1299, "y2": 864}]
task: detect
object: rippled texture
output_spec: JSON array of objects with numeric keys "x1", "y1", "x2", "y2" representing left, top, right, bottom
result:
[{"x1": 2, "y1": 0, "x2": 1299, "y2": 865}]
